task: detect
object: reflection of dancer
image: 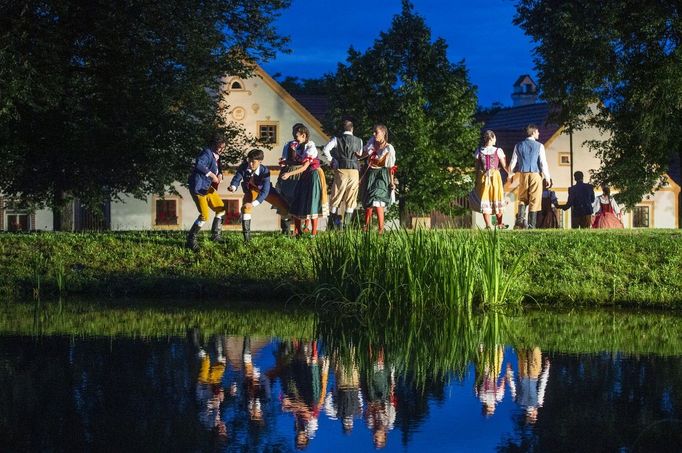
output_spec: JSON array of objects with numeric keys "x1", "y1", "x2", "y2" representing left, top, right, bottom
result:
[
  {"x1": 196, "y1": 338, "x2": 228, "y2": 438},
  {"x1": 474, "y1": 345, "x2": 514, "y2": 417},
  {"x1": 362, "y1": 349, "x2": 396, "y2": 450},
  {"x1": 276, "y1": 340, "x2": 330, "y2": 450},
  {"x1": 511, "y1": 347, "x2": 550, "y2": 424},
  {"x1": 325, "y1": 350, "x2": 363, "y2": 434},
  {"x1": 241, "y1": 337, "x2": 272, "y2": 424}
]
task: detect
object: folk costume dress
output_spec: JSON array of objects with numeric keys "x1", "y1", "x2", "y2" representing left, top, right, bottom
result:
[
  {"x1": 592, "y1": 194, "x2": 623, "y2": 229},
  {"x1": 289, "y1": 141, "x2": 329, "y2": 220},
  {"x1": 474, "y1": 146, "x2": 506, "y2": 215},
  {"x1": 362, "y1": 141, "x2": 397, "y2": 208},
  {"x1": 277, "y1": 140, "x2": 303, "y2": 207},
  {"x1": 537, "y1": 189, "x2": 560, "y2": 228}
]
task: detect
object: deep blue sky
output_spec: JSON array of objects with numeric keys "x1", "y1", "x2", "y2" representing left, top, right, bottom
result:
[{"x1": 261, "y1": 0, "x2": 537, "y2": 107}]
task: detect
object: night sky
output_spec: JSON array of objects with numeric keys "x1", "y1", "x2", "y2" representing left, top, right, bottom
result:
[{"x1": 261, "y1": 0, "x2": 537, "y2": 108}]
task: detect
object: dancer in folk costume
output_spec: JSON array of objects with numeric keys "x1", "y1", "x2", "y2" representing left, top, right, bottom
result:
[
  {"x1": 276, "y1": 123, "x2": 305, "y2": 234},
  {"x1": 560, "y1": 171, "x2": 595, "y2": 229},
  {"x1": 228, "y1": 149, "x2": 289, "y2": 242},
  {"x1": 280, "y1": 125, "x2": 329, "y2": 237},
  {"x1": 536, "y1": 179, "x2": 560, "y2": 228},
  {"x1": 474, "y1": 130, "x2": 508, "y2": 229},
  {"x1": 362, "y1": 124, "x2": 397, "y2": 234},
  {"x1": 186, "y1": 133, "x2": 227, "y2": 251},
  {"x1": 592, "y1": 184, "x2": 624, "y2": 229},
  {"x1": 321, "y1": 119, "x2": 364, "y2": 230},
  {"x1": 508, "y1": 124, "x2": 552, "y2": 229}
]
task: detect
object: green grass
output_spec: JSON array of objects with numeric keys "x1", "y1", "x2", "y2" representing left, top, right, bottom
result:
[{"x1": 0, "y1": 229, "x2": 681, "y2": 307}]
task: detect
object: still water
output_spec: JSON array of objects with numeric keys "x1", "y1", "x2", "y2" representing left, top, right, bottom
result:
[{"x1": 1, "y1": 303, "x2": 681, "y2": 452}]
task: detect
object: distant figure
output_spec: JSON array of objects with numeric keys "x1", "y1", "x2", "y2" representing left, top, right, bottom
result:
[
  {"x1": 508, "y1": 124, "x2": 552, "y2": 229},
  {"x1": 592, "y1": 184, "x2": 624, "y2": 229},
  {"x1": 537, "y1": 180, "x2": 560, "y2": 228},
  {"x1": 186, "y1": 133, "x2": 227, "y2": 251},
  {"x1": 322, "y1": 119, "x2": 364, "y2": 230},
  {"x1": 228, "y1": 148, "x2": 289, "y2": 242},
  {"x1": 561, "y1": 171, "x2": 595, "y2": 229},
  {"x1": 473, "y1": 130, "x2": 508, "y2": 229}
]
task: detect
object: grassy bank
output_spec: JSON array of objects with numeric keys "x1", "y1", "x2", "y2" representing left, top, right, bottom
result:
[{"x1": 0, "y1": 229, "x2": 680, "y2": 307}]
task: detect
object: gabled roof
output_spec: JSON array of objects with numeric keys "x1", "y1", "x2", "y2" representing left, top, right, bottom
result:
[
  {"x1": 290, "y1": 94, "x2": 329, "y2": 126},
  {"x1": 482, "y1": 102, "x2": 561, "y2": 155}
]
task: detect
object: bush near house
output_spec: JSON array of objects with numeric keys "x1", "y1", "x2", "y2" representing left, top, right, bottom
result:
[{"x1": 0, "y1": 230, "x2": 680, "y2": 308}]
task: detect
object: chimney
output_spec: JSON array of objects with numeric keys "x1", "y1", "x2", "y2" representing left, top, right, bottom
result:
[{"x1": 511, "y1": 75, "x2": 538, "y2": 107}]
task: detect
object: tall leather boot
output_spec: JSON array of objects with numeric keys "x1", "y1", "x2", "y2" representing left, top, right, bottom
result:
[
  {"x1": 515, "y1": 204, "x2": 527, "y2": 229},
  {"x1": 242, "y1": 219, "x2": 251, "y2": 242},
  {"x1": 280, "y1": 217, "x2": 291, "y2": 235},
  {"x1": 210, "y1": 216, "x2": 224, "y2": 242},
  {"x1": 186, "y1": 222, "x2": 201, "y2": 251},
  {"x1": 528, "y1": 211, "x2": 538, "y2": 229}
]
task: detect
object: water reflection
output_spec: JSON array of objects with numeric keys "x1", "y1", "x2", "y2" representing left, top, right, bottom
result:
[{"x1": 1, "y1": 306, "x2": 682, "y2": 451}]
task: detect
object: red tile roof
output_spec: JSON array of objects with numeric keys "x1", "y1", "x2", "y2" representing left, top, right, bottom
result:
[{"x1": 482, "y1": 102, "x2": 561, "y2": 156}]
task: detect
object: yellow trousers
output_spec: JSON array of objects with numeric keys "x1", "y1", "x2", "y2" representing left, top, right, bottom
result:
[{"x1": 192, "y1": 188, "x2": 225, "y2": 222}]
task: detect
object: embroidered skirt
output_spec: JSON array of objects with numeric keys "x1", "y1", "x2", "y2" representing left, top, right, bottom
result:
[{"x1": 475, "y1": 169, "x2": 505, "y2": 215}]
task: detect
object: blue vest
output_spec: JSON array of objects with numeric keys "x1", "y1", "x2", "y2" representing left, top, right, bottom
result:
[{"x1": 515, "y1": 139, "x2": 541, "y2": 173}]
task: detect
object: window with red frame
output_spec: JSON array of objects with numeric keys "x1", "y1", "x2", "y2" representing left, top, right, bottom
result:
[
  {"x1": 222, "y1": 199, "x2": 240, "y2": 225},
  {"x1": 155, "y1": 200, "x2": 178, "y2": 225}
]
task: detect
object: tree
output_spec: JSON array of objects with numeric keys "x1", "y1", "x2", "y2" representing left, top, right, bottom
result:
[
  {"x1": 0, "y1": 0, "x2": 290, "y2": 229},
  {"x1": 324, "y1": 0, "x2": 479, "y2": 220},
  {"x1": 272, "y1": 74, "x2": 330, "y2": 95},
  {"x1": 514, "y1": 0, "x2": 682, "y2": 208}
]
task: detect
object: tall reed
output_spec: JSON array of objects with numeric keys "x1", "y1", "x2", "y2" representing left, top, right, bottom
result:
[{"x1": 311, "y1": 229, "x2": 524, "y2": 315}]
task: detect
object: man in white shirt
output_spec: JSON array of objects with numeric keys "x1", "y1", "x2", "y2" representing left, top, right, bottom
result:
[
  {"x1": 321, "y1": 119, "x2": 363, "y2": 229},
  {"x1": 508, "y1": 124, "x2": 552, "y2": 229}
]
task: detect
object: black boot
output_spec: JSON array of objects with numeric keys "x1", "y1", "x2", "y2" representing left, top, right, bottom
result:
[
  {"x1": 242, "y1": 219, "x2": 251, "y2": 242},
  {"x1": 528, "y1": 211, "x2": 537, "y2": 229},
  {"x1": 186, "y1": 222, "x2": 201, "y2": 251},
  {"x1": 334, "y1": 213, "x2": 343, "y2": 230},
  {"x1": 210, "y1": 216, "x2": 224, "y2": 242},
  {"x1": 280, "y1": 217, "x2": 291, "y2": 235},
  {"x1": 515, "y1": 204, "x2": 527, "y2": 229}
]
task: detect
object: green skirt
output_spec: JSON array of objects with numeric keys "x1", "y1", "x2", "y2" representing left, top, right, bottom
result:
[
  {"x1": 363, "y1": 167, "x2": 391, "y2": 208},
  {"x1": 276, "y1": 164, "x2": 302, "y2": 206}
]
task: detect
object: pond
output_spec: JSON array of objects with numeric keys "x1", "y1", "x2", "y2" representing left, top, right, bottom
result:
[{"x1": 1, "y1": 301, "x2": 681, "y2": 452}]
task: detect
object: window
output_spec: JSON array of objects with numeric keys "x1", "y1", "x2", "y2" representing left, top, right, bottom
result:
[
  {"x1": 4, "y1": 198, "x2": 31, "y2": 231},
  {"x1": 231, "y1": 81, "x2": 242, "y2": 90},
  {"x1": 632, "y1": 205, "x2": 650, "y2": 228},
  {"x1": 155, "y1": 199, "x2": 178, "y2": 226},
  {"x1": 7, "y1": 213, "x2": 29, "y2": 231},
  {"x1": 558, "y1": 152, "x2": 571, "y2": 166},
  {"x1": 222, "y1": 199, "x2": 241, "y2": 226},
  {"x1": 258, "y1": 122, "x2": 278, "y2": 144}
]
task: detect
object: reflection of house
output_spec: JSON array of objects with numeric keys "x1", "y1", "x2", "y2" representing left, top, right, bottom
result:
[
  {"x1": 2, "y1": 65, "x2": 329, "y2": 232},
  {"x1": 474, "y1": 76, "x2": 681, "y2": 229}
]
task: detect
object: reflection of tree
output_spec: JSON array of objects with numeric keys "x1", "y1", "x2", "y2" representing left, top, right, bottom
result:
[{"x1": 498, "y1": 354, "x2": 682, "y2": 452}]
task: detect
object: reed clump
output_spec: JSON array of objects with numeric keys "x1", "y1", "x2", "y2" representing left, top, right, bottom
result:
[{"x1": 311, "y1": 229, "x2": 524, "y2": 315}]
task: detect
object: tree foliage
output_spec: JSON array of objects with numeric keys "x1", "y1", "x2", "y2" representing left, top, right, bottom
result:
[
  {"x1": 324, "y1": 1, "x2": 479, "y2": 217},
  {"x1": 0, "y1": 0, "x2": 290, "y2": 225},
  {"x1": 514, "y1": 0, "x2": 682, "y2": 207}
]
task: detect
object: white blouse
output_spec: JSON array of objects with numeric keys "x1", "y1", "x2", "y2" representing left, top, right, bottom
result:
[
  {"x1": 592, "y1": 194, "x2": 620, "y2": 215},
  {"x1": 364, "y1": 137, "x2": 396, "y2": 168}
]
